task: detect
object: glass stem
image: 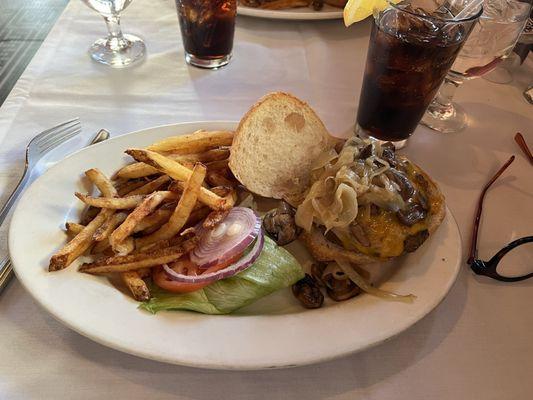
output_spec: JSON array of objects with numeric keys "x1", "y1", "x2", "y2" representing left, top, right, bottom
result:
[
  {"x1": 103, "y1": 15, "x2": 128, "y2": 50},
  {"x1": 434, "y1": 77, "x2": 462, "y2": 111}
]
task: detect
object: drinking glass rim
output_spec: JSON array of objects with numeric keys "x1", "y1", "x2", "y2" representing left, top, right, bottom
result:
[{"x1": 385, "y1": 0, "x2": 483, "y2": 24}]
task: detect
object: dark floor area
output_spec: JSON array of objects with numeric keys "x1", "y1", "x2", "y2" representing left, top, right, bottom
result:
[{"x1": 0, "y1": 0, "x2": 68, "y2": 106}]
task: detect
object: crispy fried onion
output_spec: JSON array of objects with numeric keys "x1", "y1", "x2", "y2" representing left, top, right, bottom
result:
[{"x1": 296, "y1": 137, "x2": 405, "y2": 232}]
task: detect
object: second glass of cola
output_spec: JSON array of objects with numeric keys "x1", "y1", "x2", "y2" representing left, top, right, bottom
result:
[{"x1": 176, "y1": 0, "x2": 237, "y2": 69}]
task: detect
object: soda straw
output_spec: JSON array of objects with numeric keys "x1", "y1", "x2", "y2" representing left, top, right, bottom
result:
[{"x1": 443, "y1": 0, "x2": 483, "y2": 34}]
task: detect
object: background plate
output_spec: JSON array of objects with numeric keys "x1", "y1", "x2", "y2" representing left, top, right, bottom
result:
[
  {"x1": 238, "y1": 5, "x2": 343, "y2": 20},
  {"x1": 9, "y1": 122, "x2": 462, "y2": 370}
]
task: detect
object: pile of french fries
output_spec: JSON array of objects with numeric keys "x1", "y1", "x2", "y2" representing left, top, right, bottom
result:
[{"x1": 49, "y1": 130, "x2": 240, "y2": 301}]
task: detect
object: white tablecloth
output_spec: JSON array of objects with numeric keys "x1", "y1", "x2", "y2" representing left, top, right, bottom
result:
[{"x1": 1, "y1": 0, "x2": 532, "y2": 398}]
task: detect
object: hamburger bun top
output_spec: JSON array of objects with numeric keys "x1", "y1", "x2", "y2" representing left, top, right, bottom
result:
[{"x1": 229, "y1": 92, "x2": 337, "y2": 204}]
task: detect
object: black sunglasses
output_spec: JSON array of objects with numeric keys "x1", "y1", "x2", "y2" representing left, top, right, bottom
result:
[{"x1": 467, "y1": 154, "x2": 533, "y2": 282}]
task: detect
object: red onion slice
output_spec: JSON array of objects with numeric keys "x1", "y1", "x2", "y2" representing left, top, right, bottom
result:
[
  {"x1": 191, "y1": 207, "x2": 261, "y2": 269},
  {"x1": 163, "y1": 230, "x2": 265, "y2": 284}
]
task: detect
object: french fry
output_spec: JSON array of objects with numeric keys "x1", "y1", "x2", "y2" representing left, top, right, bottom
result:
[
  {"x1": 85, "y1": 171, "x2": 142, "y2": 286},
  {"x1": 136, "y1": 233, "x2": 190, "y2": 253},
  {"x1": 160, "y1": 201, "x2": 178, "y2": 210},
  {"x1": 183, "y1": 206, "x2": 211, "y2": 229},
  {"x1": 114, "y1": 149, "x2": 231, "y2": 180},
  {"x1": 92, "y1": 237, "x2": 111, "y2": 254},
  {"x1": 167, "y1": 180, "x2": 183, "y2": 194},
  {"x1": 126, "y1": 175, "x2": 170, "y2": 196},
  {"x1": 179, "y1": 161, "x2": 196, "y2": 170},
  {"x1": 133, "y1": 209, "x2": 173, "y2": 233},
  {"x1": 171, "y1": 182, "x2": 232, "y2": 197},
  {"x1": 113, "y1": 236, "x2": 135, "y2": 256},
  {"x1": 52, "y1": 168, "x2": 120, "y2": 270},
  {"x1": 147, "y1": 130, "x2": 234, "y2": 153},
  {"x1": 181, "y1": 148, "x2": 231, "y2": 163},
  {"x1": 85, "y1": 168, "x2": 121, "y2": 243},
  {"x1": 193, "y1": 185, "x2": 236, "y2": 209},
  {"x1": 137, "y1": 201, "x2": 205, "y2": 231},
  {"x1": 210, "y1": 186, "x2": 233, "y2": 197},
  {"x1": 85, "y1": 168, "x2": 118, "y2": 197},
  {"x1": 67, "y1": 168, "x2": 117, "y2": 262},
  {"x1": 125, "y1": 149, "x2": 230, "y2": 210},
  {"x1": 137, "y1": 268, "x2": 151, "y2": 279},
  {"x1": 206, "y1": 171, "x2": 237, "y2": 187},
  {"x1": 205, "y1": 159, "x2": 229, "y2": 172},
  {"x1": 85, "y1": 168, "x2": 123, "y2": 243},
  {"x1": 75, "y1": 192, "x2": 177, "y2": 209},
  {"x1": 116, "y1": 178, "x2": 151, "y2": 196},
  {"x1": 140, "y1": 207, "x2": 209, "y2": 243},
  {"x1": 203, "y1": 210, "x2": 230, "y2": 229},
  {"x1": 122, "y1": 271, "x2": 151, "y2": 301},
  {"x1": 114, "y1": 160, "x2": 190, "y2": 182},
  {"x1": 170, "y1": 185, "x2": 236, "y2": 215},
  {"x1": 65, "y1": 222, "x2": 85, "y2": 237},
  {"x1": 126, "y1": 149, "x2": 195, "y2": 179},
  {"x1": 114, "y1": 163, "x2": 160, "y2": 180},
  {"x1": 135, "y1": 163, "x2": 206, "y2": 248},
  {"x1": 110, "y1": 191, "x2": 170, "y2": 250},
  {"x1": 167, "y1": 185, "x2": 235, "y2": 219},
  {"x1": 79, "y1": 238, "x2": 198, "y2": 274},
  {"x1": 93, "y1": 212, "x2": 127, "y2": 242},
  {"x1": 80, "y1": 206, "x2": 100, "y2": 225},
  {"x1": 50, "y1": 208, "x2": 114, "y2": 271}
]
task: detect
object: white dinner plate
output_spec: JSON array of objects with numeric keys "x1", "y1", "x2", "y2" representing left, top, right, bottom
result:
[
  {"x1": 238, "y1": 4, "x2": 343, "y2": 20},
  {"x1": 9, "y1": 121, "x2": 462, "y2": 370}
]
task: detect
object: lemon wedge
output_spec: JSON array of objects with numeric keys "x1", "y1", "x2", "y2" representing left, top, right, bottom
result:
[{"x1": 343, "y1": 0, "x2": 389, "y2": 26}]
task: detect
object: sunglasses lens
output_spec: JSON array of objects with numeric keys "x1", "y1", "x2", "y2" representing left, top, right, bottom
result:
[{"x1": 496, "y1": 242, "x2": 533, "y2": 279}]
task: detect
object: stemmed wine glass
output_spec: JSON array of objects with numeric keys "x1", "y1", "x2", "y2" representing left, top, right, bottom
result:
[
  {"x1": 421, "y1": 0, "x2": 531, "y2": 133},
  {"x1": 81, "y1": 0, "x2": 146, "y2": 68}
]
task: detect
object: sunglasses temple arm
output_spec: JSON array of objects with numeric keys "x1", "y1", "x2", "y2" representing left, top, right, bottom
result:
[
  {"x1": 467, "y1": 156, "x2": 515, "y2": 264},
  {"x1": 514, "y1": 132, "x2": 533, "y2": 166},
  {"x1": 467, "y1": 206, "x2": 482, "y2": 264}
]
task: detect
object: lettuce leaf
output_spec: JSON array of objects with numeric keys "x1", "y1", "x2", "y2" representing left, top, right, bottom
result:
[{"x1": 139, "y1": 236, "x2": 304, "y2": 315}]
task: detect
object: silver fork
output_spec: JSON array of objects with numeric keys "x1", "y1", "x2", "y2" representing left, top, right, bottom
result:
[{"x1": 0, "y1": 118, "x2": 82, "y2": 292}]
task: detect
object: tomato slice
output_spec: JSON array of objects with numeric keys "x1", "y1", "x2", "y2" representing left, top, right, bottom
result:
[{"x1": 153, "y1": 254, "x2": 242, "y2": 293}]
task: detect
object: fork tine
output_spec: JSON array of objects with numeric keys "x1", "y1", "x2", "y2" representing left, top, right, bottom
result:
[
  {"x1": 37, "y1": 119, "x2": 80, "y2": 145},
  {"x1": 34, "y1": 124, "x2": 81, "y2": 151},
  {"x1": 31, "y1": 118, "x2": 80, "y2": 145},
  {"x1": 39, "y1": 126, "x2": 81, "y2": 152},
  {"x1": 36, "y1": 121, "x2": 81, "y2": 148},
  {"x1": 37, "y1": 125, "x2": 81, "y2": 151},
  {"x1": 37, "y1": 123, "x2": 80, "y2": 148}
]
